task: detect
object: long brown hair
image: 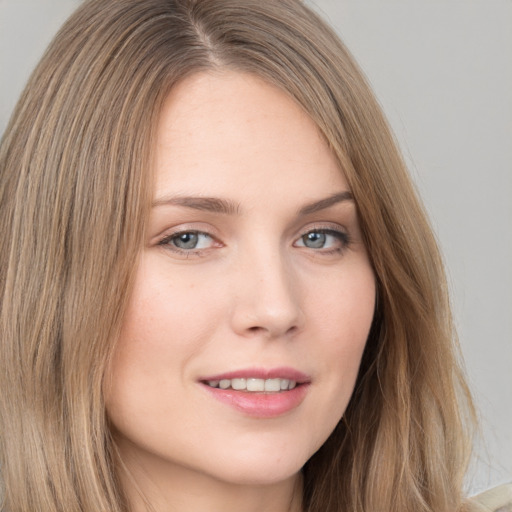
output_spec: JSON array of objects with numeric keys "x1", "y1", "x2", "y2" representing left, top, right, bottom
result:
[{"x1": 0, "y1": 1, "x2": 475, "y2": 511}]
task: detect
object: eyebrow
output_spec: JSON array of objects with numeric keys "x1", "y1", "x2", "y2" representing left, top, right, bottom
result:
[
  {"x1": 298, "y1": 191, "x2": 354, "y2": 215},
  {"x1": 152, "y1": 190, "x2": 354, "y2": 215},
  {"x1": 152, "y1": 195, "x2": 240, "y2": 215}
]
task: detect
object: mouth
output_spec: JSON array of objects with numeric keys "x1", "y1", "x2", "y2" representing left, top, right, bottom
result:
[
  {"x1": 198, "y1": 367, "x2": 310, "y2": 417},
  {"x1": 204, "y1": 377, "x2": 298, "y2": 392}
]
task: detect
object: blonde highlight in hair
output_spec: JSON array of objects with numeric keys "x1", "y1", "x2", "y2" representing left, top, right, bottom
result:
[{"x1": 0, "y1": 1, "x2": 475, "y2": 511}]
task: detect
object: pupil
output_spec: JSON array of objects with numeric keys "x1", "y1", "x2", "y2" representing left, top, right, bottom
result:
[
  {"x1": 175, "y1": 232, "x2": 198, "y2": 249},
  {"x1": 305, "y1": 232, "x2": 326, "y2": 248}
]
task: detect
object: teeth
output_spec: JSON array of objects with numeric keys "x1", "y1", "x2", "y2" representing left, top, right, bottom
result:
[
  {"x1": 219, "y1": 379, "x2": 230, "y2": 389},
  {"x1": 206, "y1": 378, "x2": 298, "y2": 392},
  {"x1": 264, "y1": 378, "x2": 281, "y2": 392},
  {"x1": 231, "y1": 378, "x2": 246, "y2": 390},
  {"x1": 247, "y1": 378, "x2": 265, "y2": 391}
]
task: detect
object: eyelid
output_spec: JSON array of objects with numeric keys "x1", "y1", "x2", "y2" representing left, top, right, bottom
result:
[
  {"x1": 296, "y1": 222, "x2": 349, "y2": 237},
  {"x1": 154, "y1": 222, "x2": 224, "y2": 258},
  {"x1": 294, "y1": 223, "x2": 351, "y2": 252},
  {"x1": 151, "y1": 221, "x2": 220, "y2": 244},
  {"x1": 161, "y1": 230, "x2": 214, "y2": 246},
  {"x1": 152, "y1": 221, "x2": 352, "y2": 258}
]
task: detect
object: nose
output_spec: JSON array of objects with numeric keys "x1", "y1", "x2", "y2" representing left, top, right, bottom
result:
[{"x1": 229, "y1": 247, "x2": 304, "y2": 339}]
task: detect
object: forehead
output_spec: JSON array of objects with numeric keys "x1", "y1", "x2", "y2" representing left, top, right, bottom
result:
[{"x1": 154, "y1": 71, "x2": 348, "y2": 204}]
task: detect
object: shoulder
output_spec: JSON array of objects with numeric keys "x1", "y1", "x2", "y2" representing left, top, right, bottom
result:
[{"x1": 465, "y1": 484, "x2": 512, "y2": 512}]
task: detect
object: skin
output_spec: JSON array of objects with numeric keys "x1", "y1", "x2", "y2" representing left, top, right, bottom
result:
[{"x1": 104, "y1": 71, "x2": 376, "y2": 512}]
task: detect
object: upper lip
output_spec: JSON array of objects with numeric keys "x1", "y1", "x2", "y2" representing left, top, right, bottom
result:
[{"x1": 199, "y1": 367, "x2": 310, "y2": 383}]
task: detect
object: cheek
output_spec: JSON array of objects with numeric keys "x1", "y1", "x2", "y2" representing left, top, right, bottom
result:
[
  {"x1": 118, "y1": 259, "x2": 222, "y2": 352},
  {"x1": 104, "y1": 257, "x2": 232, "y2": 414},
  {"x1": 309, "y1": 261, "x2": 376, "y2": 347},
  {"x1": 305, "y1": 263, "x2": 375, "y2": 404}
]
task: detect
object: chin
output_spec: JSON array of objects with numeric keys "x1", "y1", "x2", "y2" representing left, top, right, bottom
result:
[
  {"x1": 194, "y1": 439, "x2": 314, "y2": 487},
  {"x1": 208, "y1": 461, "x2": 303, "y2": 487}
]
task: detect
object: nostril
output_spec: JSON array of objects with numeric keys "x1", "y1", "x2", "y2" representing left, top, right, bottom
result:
[
  {"x1": 284, "y1": 325, "x2": 299, "y2": 337},
  {"x1": 245, "y1": 324, "x2": 298, "y2": 337},
  {"x1": 247, "y1": 326, "x2": 265, "y2": 334}
]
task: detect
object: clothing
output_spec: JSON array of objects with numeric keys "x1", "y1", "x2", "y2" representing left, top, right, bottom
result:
[{"x1": 467, "y1": 484, "x2": 512, "y2": 512}]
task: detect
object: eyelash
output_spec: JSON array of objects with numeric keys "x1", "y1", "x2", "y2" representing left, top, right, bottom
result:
[
  {"x1": 295, "y1": 228, "x2": 351, "y2": 255},
  {"x1": 158, "y1": 230, "x2": 219, "y2": 257},
  {"x1": 157, "y1": 226, "x2": 351, "y2": 257}
]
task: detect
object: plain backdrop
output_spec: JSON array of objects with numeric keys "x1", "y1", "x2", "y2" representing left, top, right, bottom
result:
[{"x1": 1, "y1": 0, "x2": 510, "y2": 495}]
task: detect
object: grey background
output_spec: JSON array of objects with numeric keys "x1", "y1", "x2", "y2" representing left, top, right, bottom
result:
[{"x1": 1, "y1": 0, "x2": 510, "y2": 495}]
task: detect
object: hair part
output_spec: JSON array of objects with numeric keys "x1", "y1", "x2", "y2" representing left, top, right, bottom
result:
[{"x1": 0, "y1": 1, "x2": 475, "y2": 511}]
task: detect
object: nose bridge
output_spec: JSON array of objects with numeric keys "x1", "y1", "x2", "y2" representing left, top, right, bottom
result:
[{"x1": 230, "y1": 237, "x2": 303, "y2": 338}]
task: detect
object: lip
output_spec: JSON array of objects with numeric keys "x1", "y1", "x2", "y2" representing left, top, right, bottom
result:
[
  {"x1": 200, "y1": 366, "x2": 310, "y2": 383},
  {"x1": 198, "y1": 367, "x2": 311, "y2": 418}
]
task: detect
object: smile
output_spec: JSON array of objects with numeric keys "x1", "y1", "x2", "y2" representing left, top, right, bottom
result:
[
  {"x1": 206, "y1": 378, "x2": 297, "y2": 392},
  {"x1": 199, "y1": 368, "x2": 310, "y2": 417}
]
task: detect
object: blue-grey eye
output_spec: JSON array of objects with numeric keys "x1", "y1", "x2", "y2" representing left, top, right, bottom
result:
[
  {"x1": 302, "y1": 232, "x2": 327, "y2": 248},
  {"x1": 168, "y1": 232, "x2": 214, "y2": 250},
  {"x1": 296, "y1": 229, "x2": 347, "y2": 250}
]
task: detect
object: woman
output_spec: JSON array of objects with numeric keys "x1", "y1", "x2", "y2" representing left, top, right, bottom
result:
[{"x1": 0, "y1": 0, "x2": 496, "y2": 511}]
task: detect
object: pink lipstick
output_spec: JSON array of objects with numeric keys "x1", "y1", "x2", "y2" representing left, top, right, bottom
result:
[{"x1": 199, "y1": 367, "x2": 310, "y2": 418}]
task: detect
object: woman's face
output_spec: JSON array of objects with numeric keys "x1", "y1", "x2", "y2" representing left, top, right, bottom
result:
[{"x1": 105, "y1": 71, "x2": 375, "y2": 489}]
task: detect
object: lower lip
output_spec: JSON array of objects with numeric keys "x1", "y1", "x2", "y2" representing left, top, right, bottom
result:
[{"x1": 201, "y1": 383, "x2": 309, "y2": 418}]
